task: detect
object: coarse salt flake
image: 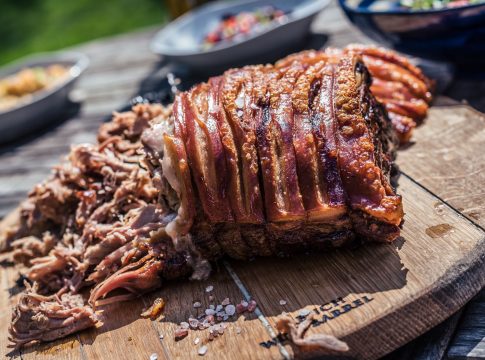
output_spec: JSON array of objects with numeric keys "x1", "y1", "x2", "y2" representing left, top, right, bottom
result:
[
  {"x1": 299, "y1": 309, "x2": 311, "y2": 317},
  {"x1": 279, "y1": 300, "x2": 287, "y2": 306},
  {"x1": 194, "y1": 337, "x2": 200, "y2": 345},
  {"x1": 225, "y1": 304, "x2": 236, "y2": 316},
  {"x1": 221, "y1": 298, "x2": 230, "y2": 306},
  {"x1": 205, "y1": 285, "x2": 214, "y2": 293},
  {"x1": 205, "y1": 309, "x2": 215, "y2": 316},
  {"x1": 193, "y1": 301, "x2": 202, "y2": 308},
  {"x1": 198, "y1": 345, "x2": 208, "y2": 356},
  {"x1": 150, "y1": 353, "x2": 158, "y2": 360}
]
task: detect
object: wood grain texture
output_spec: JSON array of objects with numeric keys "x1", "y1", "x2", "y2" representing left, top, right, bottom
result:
[
  {"x1": 447, "y1": 291, "x2": 485, "y2": 359},
  {"x1": 398, "y1": 105, "x2": 485, "y2": 230}
]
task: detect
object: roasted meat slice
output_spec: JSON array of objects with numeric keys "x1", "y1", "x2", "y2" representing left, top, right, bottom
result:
[
  {"x1": 1, "y1": 45, "x2": 427, "y2": 349},
  {"x1": 343, "y1": 44, "x2": 433, "y2": 143}
]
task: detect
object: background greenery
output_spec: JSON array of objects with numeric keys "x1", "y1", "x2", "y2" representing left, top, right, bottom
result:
[{"x1": 0, "y1": 0, "x2": 169, "y2": 65}]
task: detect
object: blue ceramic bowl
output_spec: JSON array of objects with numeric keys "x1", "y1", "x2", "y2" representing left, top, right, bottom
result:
[{"x1": 339, "y1": 0, "x2": 485, "y2": 65}]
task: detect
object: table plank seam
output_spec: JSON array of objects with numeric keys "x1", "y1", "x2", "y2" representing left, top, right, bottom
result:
[
  {"x1": 223, "y1": 260, "x2": 290, "y2": 360},
  {"x1": 141, "y1": 296, "x2": 173, "y2": 360}
]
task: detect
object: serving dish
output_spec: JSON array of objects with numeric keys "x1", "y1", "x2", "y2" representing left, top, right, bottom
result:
[
  {"x1": 150, "y1": 0, "x2": 331, "y2": 71},
  {"x1": 339, "y1": 0, "x2": 485, "y2": 65},
  {"x1": 0, "y1": 51, "x2": 89, "y2": 144}
]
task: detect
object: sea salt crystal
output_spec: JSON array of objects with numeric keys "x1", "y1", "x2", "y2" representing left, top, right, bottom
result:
[
  {"x1": 279, "y1": 300, "x2": 287, "y2": 306},
  {"x1": 236, "y1": 303, "x2": 247, "y2": 314},
  {"x1": 237, "y1": 110, "x2": 244, "y2": 117},
  {"x1": 209, "y1": 304, "x2": 215, "y2": 310},
  {"x1": 223, "y1": 315, "x2": 229, "y2": 321},
  {"x1": 159, "y1": 333, "x2": 164, "y2": 340},
  {"x1": 150, "y1": 353, "x2": 158, "y2": 360},
  {"x1": 221, "y1": 298, "x2": 230, "y2": 306},
  {"x1": 225, "y1": 304, "x2": 236, "y2": 316},
  {"x1": 174, "y1": 327, "x2": 188, "y2": 339},
  {"x1": 189, "y1": 318, "x2": 199, "y2": 329},
  {"x1": 205, "y1": 315, "x2": 215, "y2": 324},
  {"x1": 205, "y1": 285, "x2": 214, "y2": 293},
  {"x1": 241, "y1": 300, "x2": 248, "y2": 307},
  {"x1": 205, "y1": 309, "x2": 215, "y2": 316},
  {"x1": 298, "y1": 309, "x2": 311, "y2": 317},
  {"x1": 198, "y1": 345, "x2": 208, "y2": 356},
  {"x1": 194, "y1": 337, "x2": 200, "y2": 345},
  {"x1": 215, "y1": 304, "x2": 223, "y2": 312},
  {"x1": 180, "y1": 321, "x2": 190, "y2": 329},
  {"x1": 250, "y1": 103, "x2": 259, "y2": 110},
  {"x1": 193, "y1": 301, "x2": 202, "y2": 308}
]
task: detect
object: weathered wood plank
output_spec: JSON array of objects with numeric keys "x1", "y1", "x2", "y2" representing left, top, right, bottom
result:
[
  {"x1": 447, "y1": 290, "x2": 485, "y2": 359},
  {"x1": 398, "y1": 105, "x2": 485, "y2": 229},
  {"x1": 77, "y1": 298, "x2": 167, "y2": 360},
  {"x1": 384, "y1": 309, "x2": 463, "y2": 360}
]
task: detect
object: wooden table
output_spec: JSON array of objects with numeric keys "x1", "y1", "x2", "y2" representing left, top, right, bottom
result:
[{"x1": 1, "y1": 1, "x2": 484, "y2": 359}]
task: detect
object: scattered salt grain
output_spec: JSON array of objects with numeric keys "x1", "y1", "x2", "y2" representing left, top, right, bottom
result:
[
  {"x1": 235, "y1": 327, "x2": 242, "y2": 334},
  {"x1": 150, "y1": 353, "x2": 158, "y2": 360},
  {"x1": 279, "y1": 300, "x2": 287, "y2": 306},
  {"x1": 205, "y1": 309, "x2": 215, "y2": 316},
  {"x1": 247, "y1": 300, "x2": 257, "y2": 312},
  {"x1": 225, "y1": 304, "x2": 236, "y2": 316},
  {"x1": 159, "y1": 333, "x2": 164, "y2": 340},
  {"x1": 180, "y1": 321, "x2": 190, "y2": 329},
  {"x1": 298, "y1": 309, "x2": 311, "y2": 317},
  {"x1": 204, "y1": 315, "x2": 214, "y2": 325},
  {"x1": 236, "y1": 303, "x2": 247, "y2": 314},
  {"x1": 189, "y1": 317, "x2": 199, "y2": 329},
  {"x1": 193, "y1": 301, "x2": 202, "y2": 308},
  {"x1": 209, "y1": 304, "x2": 215, "y2": 310},
  {"x1": 198, "y1": 345, "x2": 208, "y2": 356},
  {"x1": 250, "y1": 103, "x2": 259, "y2": 110},
  {"x1": 205, "y1": 285, "x2": 214, "y2": 293},
  {"x1": 194, "y1": 337, "x2": 200, "y2": 345},
  {"x1": 174, "y1": 327, "x2": 189, "y2": 339},
  {"x1": 241, "y1": 300, "x2": 248, "y2": 307},
  {"x1": 237, "y1": 110, "x2": 244, "y2": 117},
  {"x1": 215, "y1": 304, "x2": 223, "y2": 312},
  {"x1": 221, "y1": 298, "x2": 230, "y2": 306}
]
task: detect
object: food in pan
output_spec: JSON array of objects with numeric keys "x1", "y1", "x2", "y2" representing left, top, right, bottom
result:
[
  {"x1": 2, "y1": 45, "x2": 432, "y2": 349},
  {"x1": 400, "y1": 0, "x2": 484, "y2": 10},
  {"x1": 0, "y1": 65, "x2": 69, "y2": 112},
  {"x1": 203, "y1": 5, "x2": 288, "y2": 49}
]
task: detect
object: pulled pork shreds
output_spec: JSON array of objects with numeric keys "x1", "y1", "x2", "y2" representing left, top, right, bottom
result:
[
  {"x1": 275, "y1": 313, "x2": 349, "y2": 352},
  {"x1": 5, "y1": 103, "x2": 186, "y2": 349}
]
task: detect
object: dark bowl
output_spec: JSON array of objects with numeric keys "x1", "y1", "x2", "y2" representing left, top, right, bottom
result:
[
  {"x1": 338, "y1": 0, "x2": 485, "y2": 66},
  {"x1": 150, "y1": 0, "x2": 331, "y2": 72},
  {"x1": 0, "y1": 51, "x2": 89, "y2": 144}
]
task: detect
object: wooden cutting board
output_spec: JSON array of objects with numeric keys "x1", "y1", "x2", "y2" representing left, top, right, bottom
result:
[{"x1": 0, "y1": 101, "x2": 484, "y2": 360}]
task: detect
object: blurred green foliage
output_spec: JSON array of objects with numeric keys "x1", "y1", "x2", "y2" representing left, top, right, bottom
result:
[{"x1": 0, "y1": 0, "x2": 168, "y2": 65}]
